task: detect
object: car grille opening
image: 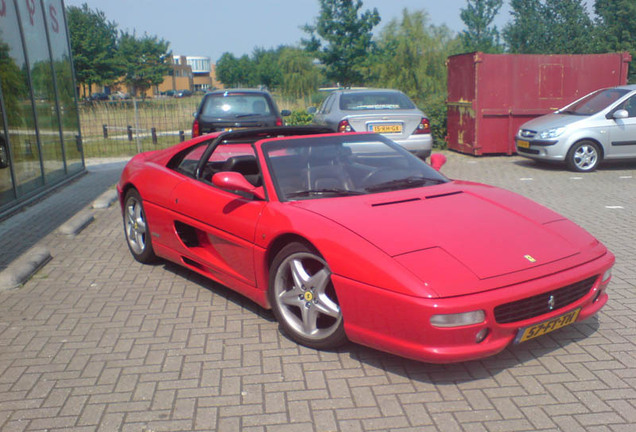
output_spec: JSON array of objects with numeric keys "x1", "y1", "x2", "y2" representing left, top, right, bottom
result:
[
  {"x1": 494, "y1": 275, "x2": 598, "y2": 324},
  {"x1": 517, "y1": 147, "x2": 540, "y2": 155}
]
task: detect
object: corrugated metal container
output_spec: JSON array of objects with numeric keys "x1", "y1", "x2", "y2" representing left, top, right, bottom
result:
[{"x1": 446, "y1": 52, "x2": 631, "y2": 155}]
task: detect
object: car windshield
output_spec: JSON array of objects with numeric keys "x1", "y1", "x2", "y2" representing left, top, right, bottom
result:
[
  {"x1": 201, "y1": 93, "x2": 272, "y2": 117},
  {"x1": 263, "y1": 134, "x2": 447, "y2": 201},
  {"x1": 560, "y1": 88, "x2": 630, "y2": 115},
  {"x1": 339, "y1": 91, "x2": 415, "y2": 111}
]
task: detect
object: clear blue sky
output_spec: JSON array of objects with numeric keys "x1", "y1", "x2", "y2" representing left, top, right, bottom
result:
[{"x1": 64, "y1": 0, "x2": 515, "y2": 62}]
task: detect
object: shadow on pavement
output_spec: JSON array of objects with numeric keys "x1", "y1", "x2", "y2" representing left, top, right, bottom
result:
[{"x1": 0, "y1": 160, "x2": 127, "y2": 270}]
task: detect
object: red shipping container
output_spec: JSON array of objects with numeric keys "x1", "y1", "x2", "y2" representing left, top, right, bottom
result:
[{"x1": 446, "y1": 52, "x2": 631, "y2": 155}]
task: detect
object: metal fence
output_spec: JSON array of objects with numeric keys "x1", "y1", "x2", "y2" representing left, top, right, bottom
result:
[{"x1": 78, "y1": 97, "x2": 199, "y2": 159}]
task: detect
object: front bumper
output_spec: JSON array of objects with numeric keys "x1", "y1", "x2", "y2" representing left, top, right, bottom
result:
[
  {"x1": 515, "y1": 137, "x2": 567, "y2": 161},
  {"x1": 335, "y1": 252, "x2": 613, "y2": 364},
  {"x1": 395, "y1": 134, "x2": 433, "y2": 159}
]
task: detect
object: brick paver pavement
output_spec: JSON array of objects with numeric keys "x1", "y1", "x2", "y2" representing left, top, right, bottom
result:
[{"x1": 0, "y1": 152, "x2": 634, "y2": 432}]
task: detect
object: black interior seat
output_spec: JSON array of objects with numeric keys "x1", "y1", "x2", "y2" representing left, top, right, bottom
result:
[{"x1": 222, "y1": 155, "x2": 262, "y2": 186}]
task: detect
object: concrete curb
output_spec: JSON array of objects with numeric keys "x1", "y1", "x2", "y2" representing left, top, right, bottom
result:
[
  {"x1": 0, "y1": 246, "x2": 52, "y2": 291},
  {"x1": 92, "y1": 189, "x2": 118, "y2": 209},
  {"x1": 58, "y1": 210, "x2": 95, "y2": 235}
]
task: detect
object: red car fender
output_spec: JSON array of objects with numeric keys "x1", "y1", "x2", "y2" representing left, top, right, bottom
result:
[{"x1": 252, "y1": 202, "x2": 435, "y2": 307}]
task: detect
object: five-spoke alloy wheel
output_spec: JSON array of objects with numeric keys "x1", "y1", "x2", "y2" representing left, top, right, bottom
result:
[
  {"x1": 269, "y1": 242, "x2": 347, "y2": 349},
  {"x1": 567, "y1": 140, "x2": 601, "y2": 172},
  {"x1": 123, "y1": 189, "x2": 157, "y2": 263}
]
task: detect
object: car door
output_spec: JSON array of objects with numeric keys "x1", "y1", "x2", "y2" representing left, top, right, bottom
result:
[
  {"x1": 169, "y1": 143, "x2": 266, "y2": 288},
  {"x1": 608, "y1": 94, "x2": 636, "y2": 158}
]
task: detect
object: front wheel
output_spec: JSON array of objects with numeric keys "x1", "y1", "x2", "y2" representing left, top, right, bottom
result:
[
  {"x1": 268, "y1": 242, "x2": 347, "y2": 350},
  {"x1": 566, "y1": 140, "x2": 601, "y2": 172},
  {"x1": 123, "y1": 189, "x2": 157, "y2": 263}
]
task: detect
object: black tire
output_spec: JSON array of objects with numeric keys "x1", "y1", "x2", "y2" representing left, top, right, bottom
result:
[
  {"x1": 0, "y1": 139, "x2": 8, "y2": 169},
  {"x1": 123, "y1": 189, "x2": 158, "y2": 263},
  {"x1": 566, "y1": 140, "x2": 601, "y2": 172},
  {"x1": 268, "y1": 242, "x2": 347, "y2": 350}
]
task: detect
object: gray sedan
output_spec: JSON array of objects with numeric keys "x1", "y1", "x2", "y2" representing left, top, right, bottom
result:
[
  {"x1": 310, "y1": 89, "x2": 433, "y2": 159},
  {"x1": 516, "y1": 84, "x2": 636, "y2": 172}
]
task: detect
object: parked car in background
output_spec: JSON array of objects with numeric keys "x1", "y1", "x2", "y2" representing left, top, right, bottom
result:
[
  {"x1": 192, "y1": 89, "x2": 291, "y2": 138},
  {"x1": 310, "y1": 89, "x2": 433, "y2": 159},
  {"x1": 117, "y1": 127, "x2": 614, "y2": 363},
  {"x1": 111, "y1": 91, "x2": 130, "y2": 100},
  {"x1": 516, "y1": 85, "x2": 636, "y2": 172},
  {"x1": 88, "y1": 92, "x2": 109, "y2": 101},
  {"x1": 176, "y1": 89, "x2": 193, "y2": 98}
]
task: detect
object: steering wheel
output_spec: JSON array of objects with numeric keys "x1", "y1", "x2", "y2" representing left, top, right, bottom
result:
[{"x1": 360, "y1": 168, "x2": 404, "y2": 188}]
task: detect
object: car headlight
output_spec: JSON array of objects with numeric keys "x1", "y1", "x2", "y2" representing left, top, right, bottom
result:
[
  {"x1": 602, "y1": 267, "x2": 612, "y2": 283},
  {"x1": 430, "y1": 310, "x2": 485, "y2": 328},
  {"x1": 538, "y1": 127, "x2": 565, "y2": 139}
]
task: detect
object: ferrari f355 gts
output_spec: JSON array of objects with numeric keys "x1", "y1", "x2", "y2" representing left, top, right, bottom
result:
[{"x1": 117, "y1": 127, "x2": 613, "y2": 363}]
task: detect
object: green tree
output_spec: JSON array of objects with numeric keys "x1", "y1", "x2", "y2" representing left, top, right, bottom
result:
[
  {"x1": 459, "y1": 0, "x2": 503, "y2": 53},
  {"x1": 0, "y1": 42, "x2": 29, "y2": 124},
  {"x1": 303, "y1": 0, "x2": 380, "y2": 86},
  {"x1": 251, "y1": 47, "x2": 283, "y2": 90},
  {"x1": 503, "y1": 0, "x2": 550, "y2": 53},
  {"x1": 594, "y1": 0, "x2": 636, "y2": 82},
  {"x1": 372, "y1": 10, "x2": 461, "y2": 145},
  {"x1": 503, "y1": 0, "x2": 594, "y2": 54},
  {"x1": 66, "y1": 3, "x2": 120, "y2": 97},
  {"x1": 215, "y1": 52, "x2": 255, "y2": 87},
  {"x1": 278, "y1": 48, "x2": 323, "y2": 102},
  {"x1": 373, "y1": 10, "x2": 459, "y2": 102},
  {"x1": 118, "y1": 32, "x2": 171, "y2": 98}
]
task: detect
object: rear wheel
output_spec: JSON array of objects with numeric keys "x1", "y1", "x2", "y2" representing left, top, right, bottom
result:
[
  {"x1": 269, "y1": 242, "x2": 347, "y2": 350},
  {"x1": 566, "y1": 140, "x2": 601, "y2": 172},
  {"x1": 123, "y1": 189, "x2": 157, "y2": 263}
]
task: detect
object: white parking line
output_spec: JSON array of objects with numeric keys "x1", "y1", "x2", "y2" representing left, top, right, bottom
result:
[
  {"x1": 605, "y1": 206, "x2": 625, "y2": 209},
  {"x1": 519, "y1": 177, "x2": 533, "y2": 181}
]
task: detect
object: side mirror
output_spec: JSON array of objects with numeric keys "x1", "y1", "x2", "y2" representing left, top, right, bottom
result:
[
  {"x1": 281, "y1": 109, "x2": 291, "y2": 117},
  {"x1": 613, "y1": 109, "x2": 628, "y2": 120},
  {"x1": 307, "y1": 106, "x2": 317, "y2": 115},
  {"x1": 212, "y1": 172, "x2": 266, "y2": 200},
  {"x1": 429, "y1": 153, "x2": 447, "y2": 171}
]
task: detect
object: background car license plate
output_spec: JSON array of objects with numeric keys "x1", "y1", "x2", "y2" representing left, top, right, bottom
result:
[
  {"x1": 371, "y1": 124, "x2": 402, "y2": 134},
  {"x1": 514, "y1": 308, "x2": 581, "y2": 344},
  {"x1": 517, "y1": 140, "x2": 530, "y2": 148}
]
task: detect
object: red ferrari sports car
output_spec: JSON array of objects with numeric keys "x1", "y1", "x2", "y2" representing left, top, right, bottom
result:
[{"x1": 117, "y1": 127, "x2": 614, "y2": 363}]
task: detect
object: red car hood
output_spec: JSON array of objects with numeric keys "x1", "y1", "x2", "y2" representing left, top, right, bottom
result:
[{"x1": 295, "y1": 182, "x2": 590, "y2": 281}]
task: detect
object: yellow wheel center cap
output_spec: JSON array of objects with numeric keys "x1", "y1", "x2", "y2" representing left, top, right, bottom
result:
[{"x1": 304, "y1": 291, "x2": 314, "y2": 302}]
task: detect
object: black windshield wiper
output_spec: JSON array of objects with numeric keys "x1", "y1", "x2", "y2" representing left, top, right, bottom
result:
[
  {"x1": 235, "y1": 113, "x2": 260, "y2": 118},
  {"x1": 365, "y1": 176, "x2": 445, "y2": 192},
  {"x1": 287, "y1": 188, "x2": 366, "y2": 198}
]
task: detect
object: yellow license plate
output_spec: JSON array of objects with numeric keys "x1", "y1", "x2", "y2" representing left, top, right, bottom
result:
[
  {"x1": 515, "y1": 308, "x2": 581, "y2": 344},
  {"x1": 517, "y1": 140, "x2": 530, "y2": 149},
  {"x1": 372, "y1": 124, "x2": 402, "y2": 134}
]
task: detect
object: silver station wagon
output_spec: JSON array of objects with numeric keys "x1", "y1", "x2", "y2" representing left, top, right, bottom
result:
[
  {"x1": 516, "y1": 85, "x2": 636, "y2": 172},
  {"x1": 310, "y1": 89, "x2": 433, "y2": 159}
]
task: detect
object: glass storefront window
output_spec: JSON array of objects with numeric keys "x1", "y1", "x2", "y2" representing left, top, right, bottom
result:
[
  {"x1": 17, "y1": 0, "x2": 66, "y2": 184},
  {"x1": 0, "y1": 0, "x2": 44, "y2": 197},
  {"x1": 0, "y1": 0, "x2": 83, "y2": 215},
  {"x1": 0, "y1": 84, "x2": 16, "y2": 206},
  {"x1": 44, "y1": 0, "x2": 83, "y2": 174}
]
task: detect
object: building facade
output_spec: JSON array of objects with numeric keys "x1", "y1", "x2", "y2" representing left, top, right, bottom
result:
[{"x1": 0, "y1": 0, "x2": 84, "y2": 218}]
